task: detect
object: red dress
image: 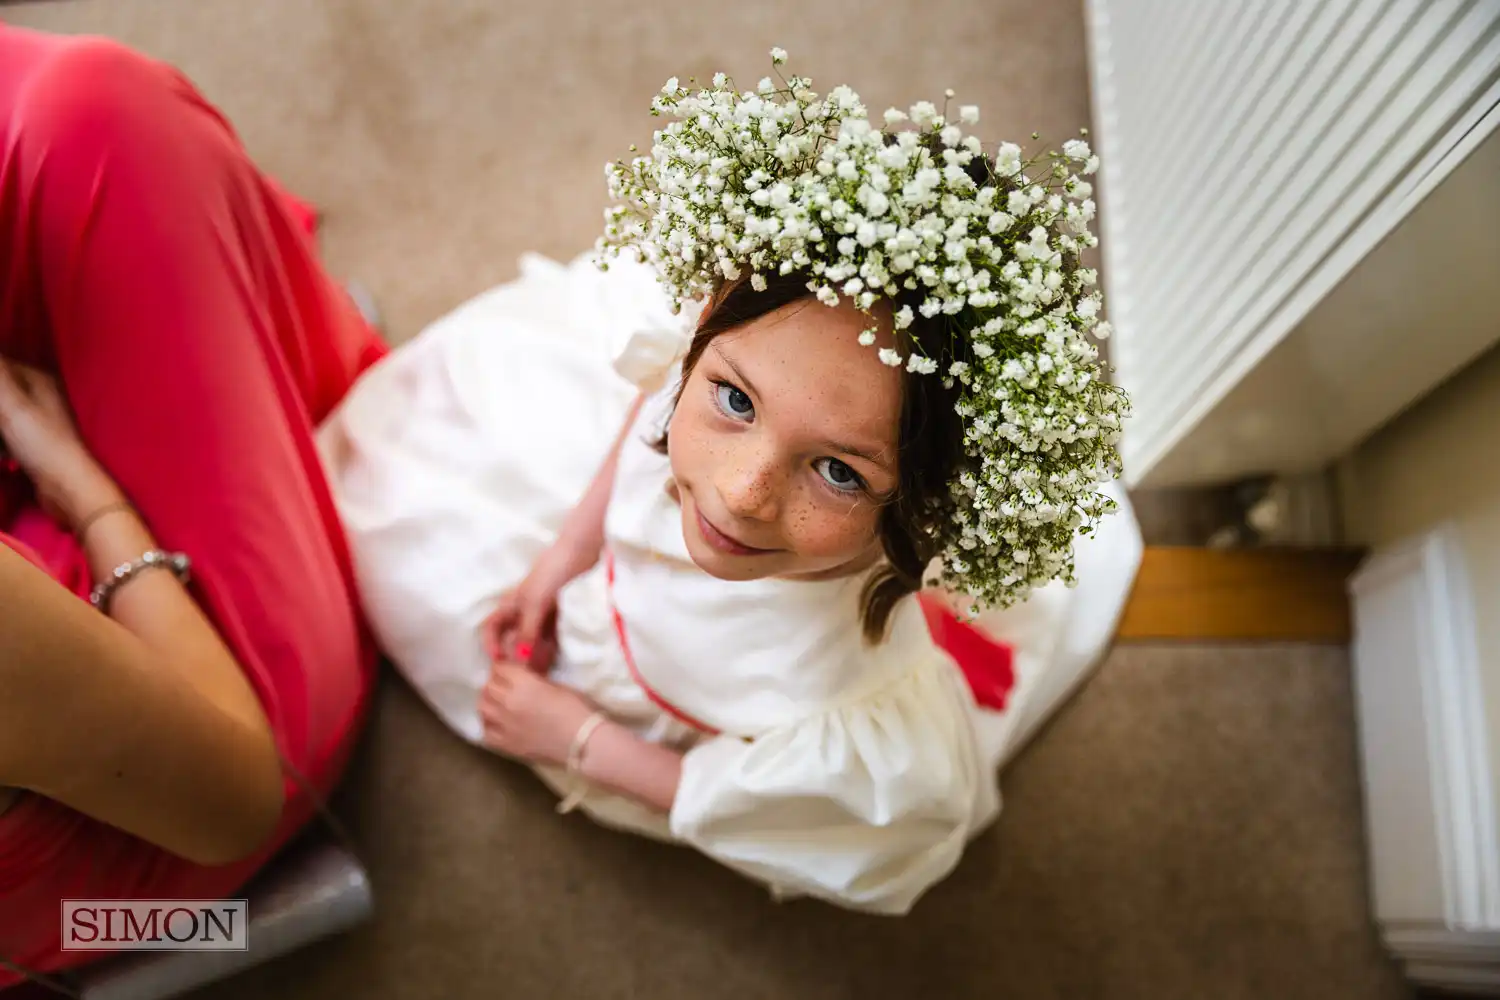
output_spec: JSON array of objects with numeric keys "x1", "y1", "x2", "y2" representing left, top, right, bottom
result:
[{"x1": 0, "y1": 27, "x2": 384, "y2": 986}]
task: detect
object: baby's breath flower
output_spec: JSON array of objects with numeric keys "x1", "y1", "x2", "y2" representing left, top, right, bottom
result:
[
  {"x1": 1061, "y1": 138, "x2": 1091, "y2": 161},
  {"x1": 598, "y1": 52, "x2": 1129, "y2": 610},
  {"x1": 995, "y1": 142, "x2": 1023, "y2": 177}
]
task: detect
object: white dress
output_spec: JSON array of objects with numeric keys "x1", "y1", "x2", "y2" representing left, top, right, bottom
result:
[{"x1": 313, "y1": 250, "x2": 1144, "y2": 915}]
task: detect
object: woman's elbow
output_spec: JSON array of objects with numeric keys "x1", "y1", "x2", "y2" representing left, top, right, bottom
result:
[
  {"x1": 182, "y1": 740, "x2": 287, "y2": 867},
  {"x1": 184, "y1": 804, "x2": 283, "y2": 868}
]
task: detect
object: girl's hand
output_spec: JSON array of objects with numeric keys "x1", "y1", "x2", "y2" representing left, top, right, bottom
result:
[
  {"x1": 0, "y1": 359, "x2": 124, "y2": 528},
  {"x1": 481, "y1": 535, "x2": 598, "y2": 672},
  {"x1": 478, "y1": 662, "x2": 597, "y2": 766}
]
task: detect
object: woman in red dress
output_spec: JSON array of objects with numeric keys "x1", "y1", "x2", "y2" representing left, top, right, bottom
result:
[{"x1": 0, "y1": 26, "x2": 383, "y2": 987}]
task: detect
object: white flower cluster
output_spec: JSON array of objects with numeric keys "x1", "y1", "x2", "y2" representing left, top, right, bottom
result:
[{"x1": 597, "y1": 50, "x2": 1131, "y2": 610}]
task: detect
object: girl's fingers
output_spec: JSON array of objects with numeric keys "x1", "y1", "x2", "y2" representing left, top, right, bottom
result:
[
  {"x1": 492, "y1": 662, "x2": 525, "y2": 683},
  {"x1": 481, "y1": 595, "x2": 522, "y2": 660},
  {"x1": 483, "y1": 606, "x2": 517, "y2": 636},
  {"x1": 485, "y1": 662, "x2": 526, "y2": 694},
  {"x1": 482, "y1": 624, "x2": 507, "y2": 662},
  {"x1": 526, "y1": 634, "x2": 558, "y2": 673},
  {"x1": 480, "y1": 673, "x2": 511, "y2": 711},
  {"x1": 516, "y1": 597, "x2": 557, "y2": 649}
]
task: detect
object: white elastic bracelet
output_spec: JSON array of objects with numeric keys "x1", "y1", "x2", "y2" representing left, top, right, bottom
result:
[{"x1": 556, "y1": 711, "x2": 609, "y2": 814}]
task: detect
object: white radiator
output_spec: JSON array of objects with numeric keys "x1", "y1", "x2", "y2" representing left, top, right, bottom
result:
[
  {"x1": 1085, "y1": 0, "x2": 1500, "y2": 487},
  {"x1": 1350, "y1": 528, "x2": 1500, "y2": 991}
]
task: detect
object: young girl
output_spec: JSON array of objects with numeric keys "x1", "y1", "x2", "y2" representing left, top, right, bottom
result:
[{"x1": 316, "y1": 54, "x2": 1140, "y2": 915}]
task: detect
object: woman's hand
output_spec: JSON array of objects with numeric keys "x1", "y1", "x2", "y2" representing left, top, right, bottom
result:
[
  {"x1": 478, "y1": 662, "x2": 596, "y2": 766},
  {"x1": 481, "y1": 534, "x2": 598, "y2": 672},
  {"x1": 0, "y1": 359, "x2": 124, "y2": 527}
]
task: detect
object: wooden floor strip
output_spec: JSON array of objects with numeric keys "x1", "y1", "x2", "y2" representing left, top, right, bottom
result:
[{"x1": 1117, "y1": 546, "x2": 1367, "y2": 643}]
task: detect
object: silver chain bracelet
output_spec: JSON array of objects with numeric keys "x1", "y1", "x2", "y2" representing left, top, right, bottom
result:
[{"x1": 89, "y1": 550, "x2": 193, "y2": 613}]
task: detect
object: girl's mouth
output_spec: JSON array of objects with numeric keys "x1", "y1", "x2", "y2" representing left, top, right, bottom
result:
[{"x1": 695, "y1": 508, "x2": 777, "y2": 557}]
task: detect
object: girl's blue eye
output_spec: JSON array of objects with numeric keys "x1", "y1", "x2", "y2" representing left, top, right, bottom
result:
[
  {"x1": 716, "y1": 382, "x2": 754, "y2": 421},
  {"x1": 815, "y1": 457, "x2": 864, "y2": 493}
]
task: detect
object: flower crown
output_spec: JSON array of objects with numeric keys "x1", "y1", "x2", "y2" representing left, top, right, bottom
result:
[{"x1": 595, "y1": 48, "x2": 1131, "y2": 611}]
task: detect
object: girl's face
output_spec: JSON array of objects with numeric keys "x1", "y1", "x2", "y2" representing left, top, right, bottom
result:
[{"x1": 668, "y1": 298, "x2": 904, "y2": 582}]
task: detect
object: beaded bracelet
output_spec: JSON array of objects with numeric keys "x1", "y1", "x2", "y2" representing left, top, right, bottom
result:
[{"x1": 89, "y1": 550, "x2": 192, "y2": 613}]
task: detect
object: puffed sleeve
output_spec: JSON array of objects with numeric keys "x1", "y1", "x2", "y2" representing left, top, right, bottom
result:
[
  {"x1": 607, "y1": 284, "x2": 703, "y2": 394},
  {"x1": 669, "y1": 662, "x2": 998, "y2": 915}
]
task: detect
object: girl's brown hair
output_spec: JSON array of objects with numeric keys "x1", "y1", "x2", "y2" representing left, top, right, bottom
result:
[{"x1": 650, "y1": 270, "x2": 973, "y2": 643}]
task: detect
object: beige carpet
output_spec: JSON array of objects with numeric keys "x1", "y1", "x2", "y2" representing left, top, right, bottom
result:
[
  {"x1": 236, "y1": 647, "x2": 1405, "y2": 1000},
  {"x1": 3, "y1": 2, "x2": 1412, "y2": 997}
]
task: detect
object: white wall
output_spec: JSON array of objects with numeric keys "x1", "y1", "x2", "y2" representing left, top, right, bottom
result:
[{"x1": 1338, "y1": 344, "x2": 1500, "y2": 804}]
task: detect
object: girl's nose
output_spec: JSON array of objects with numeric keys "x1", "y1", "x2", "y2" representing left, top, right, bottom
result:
[{"x1": 716, "y1": 441, "x2": 783, "y2": 523}]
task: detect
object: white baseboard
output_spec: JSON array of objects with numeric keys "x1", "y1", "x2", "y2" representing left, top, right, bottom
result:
[{"x1": 1349, "y1": 525, "x2": 1500, "y2": 976}]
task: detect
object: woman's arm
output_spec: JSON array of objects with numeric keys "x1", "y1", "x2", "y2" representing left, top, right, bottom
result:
[
  {"x1": 78, "y1": 493, "x2": 273, "y2": 735},
  {"x1": 0, "y1": 531, "x2": 285, "y2": 866},
  {"x1": 0, "y1": 360, "x2": 283, "y2": 865}
]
